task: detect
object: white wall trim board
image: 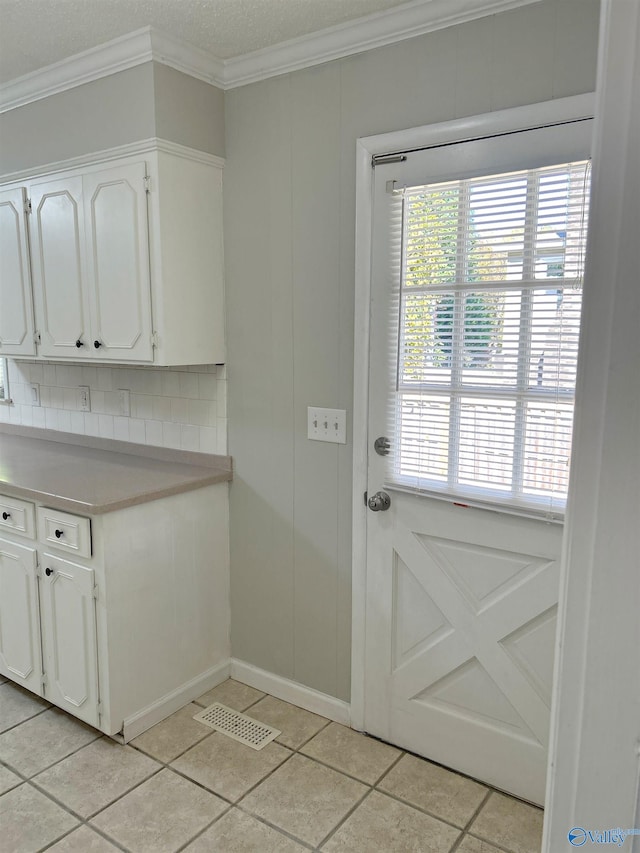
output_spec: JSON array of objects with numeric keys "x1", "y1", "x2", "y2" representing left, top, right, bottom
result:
[
  {"x1": 0, "y1": 0, "x2": 543, "y2": 111},
  {"x1": 0, "y1": 137, "x2": 225, "y2": 185},
  {"x1": 0, "y1": 27, "x2": 225, "y2": 114},
  {"x1": 230, "y1": 659, "x2": 351, "y2": 726},
  {"x1": 350, "y1": 90, "x2": 595, "y2": 743},
  {"x1": 542, "y1": 1, "x2": 640, "y2": 847},
  {"x1": 222, "y1": 0, "x2": 543, "y2": 89},
  {"x1": 121, "y1": 659, "x2": 231, "y2": 742},
  {"x1": 149, "y1": 27, "x2": 226, "y2": 85}
]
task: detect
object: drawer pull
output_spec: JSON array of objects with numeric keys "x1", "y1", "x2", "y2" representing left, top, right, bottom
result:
[
  {"x1": 76, "y1": 338, "x2": 84, "y2": 348},
  {"x1": 55, "y1": 529, "x2": 64, "y2": 538},
  {"x1": 94, "y1": 340, "x2": 102, "y2": 349},
  {"x1": 45, "y1": 567, "x2": 53, "y2": 576},
  {"x1": 2, "y1": 511, "x2": 10, "y2": 520}
]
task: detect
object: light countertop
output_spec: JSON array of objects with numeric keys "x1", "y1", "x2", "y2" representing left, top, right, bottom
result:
[{"x1": 0, "y1": 425, "x2": 232, "y2": 515}]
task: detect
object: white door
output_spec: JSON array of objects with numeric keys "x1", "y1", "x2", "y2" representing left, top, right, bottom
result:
[
  {"x1": 0, "y1": 538, "x2": 42, "y2": 695},
  {"x1": 29, "y1": 174, "x2": 91, "y2": 357},
  {"x1": 0, "y1": 186, "x2": 36, "y2": 357},
  {"x1": 83, "y1": 162, "x2": 153, "y2": 362},
  {"x1": 364, "y1": 120, "x2": 591, "y2": 804},
  {"x1": 39, "y1": 554, "x2": 99, "y2": 727}
]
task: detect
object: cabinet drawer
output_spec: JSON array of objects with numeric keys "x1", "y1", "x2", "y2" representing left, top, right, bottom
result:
[
  {"x1": 37, "y1": 507, "x2": 92, "y2": 558},
  {"x1": 0, "y1": 494, "x2": 36, "y2": 539}
]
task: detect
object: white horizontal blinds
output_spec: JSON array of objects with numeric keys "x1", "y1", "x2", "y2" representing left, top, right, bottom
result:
[{"x1": 393, "y1": 160, "x2": 590, "y2": 517}]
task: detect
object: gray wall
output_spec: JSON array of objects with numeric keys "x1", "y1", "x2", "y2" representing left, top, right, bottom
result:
[
  {"x1": 0, "y1": 64, "x2": 156, "y2": 174},
  {"x1": 153, "y1": 63, "x2": 225, "y2": 157},
  {"x1": 224, "y1": 0, "x2": 601, "y2": 702},
  {"x1": 0, "y1": 62, "x2": 224, "y2": 175}
]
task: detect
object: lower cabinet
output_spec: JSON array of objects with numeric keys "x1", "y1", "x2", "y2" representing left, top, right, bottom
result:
[
  {"x1": 0, "y1": 537, "x2": 41, "y2": 696},
  {"x1": 39, "y1": 554, "x2": 100, "y2": 728},
  {"x1": 0, "y1": 483, "x2": 230, "y2": 740}
]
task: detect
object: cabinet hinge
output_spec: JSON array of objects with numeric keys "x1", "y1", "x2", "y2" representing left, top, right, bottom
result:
[
  {"x1": 42, "y1": 673, "x2": 48, "y2": 689},
  {"x1": 151, "y1": 331, "x2": 159, "y2": 348},
  {"x1": 364, "y1": 491, "x2": 368, "y2": 506},
  {"x1": 24, "y1": 198, "x2": 32, "y2": 215},
  {"x1": 97, "y1": 701, "x2": 103, "y2": 716},
  {"x1": 33, "y1": 330, "x2": 41, "y2": 345},
  {"x1": 144, "y1": 175, "x2": 151, "y2": 193},
  {"x1": 93, "y1": 584, "x2": 99, "y2": 601}
]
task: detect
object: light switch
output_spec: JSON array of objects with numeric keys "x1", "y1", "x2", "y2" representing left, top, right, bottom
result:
[{"x1": 307, "y1": 407, "x2": 347, "y2": 444}]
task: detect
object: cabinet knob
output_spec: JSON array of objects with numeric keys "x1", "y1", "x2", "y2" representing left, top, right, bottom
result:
[
  {"x1": 94, "y1": 340, "x2": 102, "y2": 349},
  {"x1": 76, "y1": 338, "x2": 84, "y2": 348},
  {"x1": 45, "y1": 567, "x2": 53, "y2": 576},
  {"x1": 1, "y1": 512, "x2": 10, "y2": 520},
  {"x1": 54, "y1": 529, "x2": 64, "y2": 539}
]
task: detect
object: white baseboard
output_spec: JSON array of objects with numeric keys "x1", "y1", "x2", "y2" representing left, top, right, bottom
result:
[
  {"x1": 230, "y1": 658, "x2": 351, "y2": 726},
  {"x1": 121, "y1": 660, "x2": 231, "y2": 741}
]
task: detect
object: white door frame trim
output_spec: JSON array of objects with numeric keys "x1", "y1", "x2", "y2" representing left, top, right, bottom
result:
[
  {"x1": 543, "y1": 2, "x2": 640, "y2": 847},
  {"x1": 351, "y1": 92, "x2": 595, "y2": 732}
]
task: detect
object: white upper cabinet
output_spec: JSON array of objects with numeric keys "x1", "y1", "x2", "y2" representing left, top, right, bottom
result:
[
  {"x1": 30, "y1": 174, "x2": 90, "y2": 358},
  {"x1": 0, "y1": 186, "x2": 36, "y2": 356},
  {"x1": 0, "y1": 142, "x2": 225, "y2": 366},
  {"x1": 84, "y1": 162, "x2": 153, "y2": 361}
]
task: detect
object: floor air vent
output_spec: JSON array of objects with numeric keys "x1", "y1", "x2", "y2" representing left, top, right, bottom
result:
[{"x1": 193, "y1": 702, "x2": 281, "y2": 750}]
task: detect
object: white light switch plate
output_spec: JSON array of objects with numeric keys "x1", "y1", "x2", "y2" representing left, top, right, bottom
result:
[{"x1": 307, "y1": 407, "x2": 347, "y2": 444}]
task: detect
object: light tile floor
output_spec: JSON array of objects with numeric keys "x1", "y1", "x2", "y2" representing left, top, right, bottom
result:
[{"x1": 0, "y1": 676, "x2": 544, "y2": 853}]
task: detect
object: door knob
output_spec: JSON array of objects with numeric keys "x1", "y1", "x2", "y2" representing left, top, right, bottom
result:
[{"x1": 368, "y1": 491, "x2": 391, "y2": 512}]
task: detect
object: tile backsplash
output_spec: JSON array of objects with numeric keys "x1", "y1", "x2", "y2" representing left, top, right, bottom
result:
[{"x1": 1, "y1": 360, "x2": 227, "y2": 455}]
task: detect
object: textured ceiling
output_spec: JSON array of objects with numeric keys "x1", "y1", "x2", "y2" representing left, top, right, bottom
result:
[{"x1": 0, "y1": 0, "x2": 412, "y2": 84}]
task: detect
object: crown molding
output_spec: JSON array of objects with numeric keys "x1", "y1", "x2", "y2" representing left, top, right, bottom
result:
[
  {"x1": 149, "y1": 28, "x2": 225, "y2": 87},
  {"x1": 0, "y1": 0, "x2": 542, "y2": 112},
  {"x1": 222, "y1": 0, "x2": 542, "y2": 89},
  {"x1": 0, "y1": 26, "x2": 225, "y2": 114}
]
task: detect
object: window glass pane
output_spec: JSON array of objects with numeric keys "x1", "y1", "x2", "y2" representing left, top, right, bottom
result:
[
  {"x1": 523, "y1": 402, "x2": 574, "y2": 498},
  {"x1": 392, "y1": 159, "x2": 590, "y2": 516},
  {"x1": 458, "y1": 398, "x2": 516, "y2": 491},
  {"x1": 528, "y1": 288, "x2": 582, "y2": 390},
  {"x1": 404, "y1": 185, "x2": 459, "y2": 288},
  {"x1": 397, "y1": 395, "x2": 449, "y2": 483},
  {"x1": 468, "y1": 175, "x2": 527, "y2": 282}
]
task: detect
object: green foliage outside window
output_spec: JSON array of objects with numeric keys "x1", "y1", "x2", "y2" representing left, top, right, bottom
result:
[{"x1": 401, "y1": 188, "x2": 505, "y2": 380}]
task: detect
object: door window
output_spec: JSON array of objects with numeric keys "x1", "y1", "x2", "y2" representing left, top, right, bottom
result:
[{"x1": 391, "y1": 160, "x2": 590, "y2": 518}]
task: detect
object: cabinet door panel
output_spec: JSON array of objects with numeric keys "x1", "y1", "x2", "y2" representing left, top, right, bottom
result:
[
  {"x1": 0, "y1": 539, "x2": 42, "y2": 694},
  {"x1": 0, "y1": 187, "x2": 36, "y2": 356},
  {"x1": 40, "y1": 554, "x2": 99, "y2": 727},
  {"x1": 84, "y1": 163, "x2": 153, "y2": 362},
  {"x1": 30, "y1": 176, "x2": 90, "y2": 357}
]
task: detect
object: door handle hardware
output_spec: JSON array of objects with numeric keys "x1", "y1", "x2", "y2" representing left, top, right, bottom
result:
[
  {"x1": 374, "y1": 437, "x2": 391, "y2": 456},
  {"x1": 45, "y1": 567, "x2": 53, "y2": 577},
  {"x1": 54, "y1": 529, "x2": 64, "y2": 539},
  {"x1": 2, "y1": 512, "x2": 10, "y2": 520},
  {"x1": 368, "y1": 491, "x2": 391, "y2": 512}
]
